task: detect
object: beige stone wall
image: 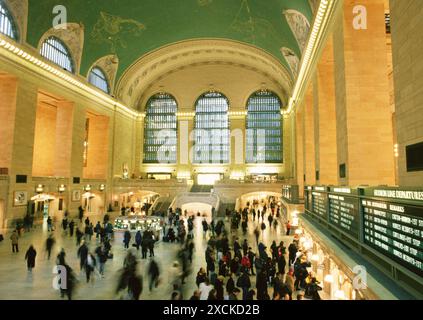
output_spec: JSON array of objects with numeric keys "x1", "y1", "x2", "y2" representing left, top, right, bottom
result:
[
  {"x1": 390, "y1": 0, "x2": 423, "y2": 186},
  {"x1": 333, "y1": 0, "x2": 395, "y2": 186},
  {"x1": 83, "y1": 112, "x2": 110, "y2": 180},
  {"x1": 0, "y1": 74, "x2": 17, "y2": 170},
  {"x1": 32, "y1": 102, "x2": 57, "y2": 177},
  {"x1": 295, "y1": 104, "x2": 305, "y2": 198}
]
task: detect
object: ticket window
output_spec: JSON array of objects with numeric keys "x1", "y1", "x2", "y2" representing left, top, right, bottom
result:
[{"x1": 197, "y1": 174, "x2": 222, "y2": 185}]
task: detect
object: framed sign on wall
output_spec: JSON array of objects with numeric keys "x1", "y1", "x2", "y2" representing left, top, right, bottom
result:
[
  {"x1": 14, "y1": 191, "x2": 28, "y2": 206},
  {"x1": 72, "y1": 190, "x2": 81, "y2": 202}
]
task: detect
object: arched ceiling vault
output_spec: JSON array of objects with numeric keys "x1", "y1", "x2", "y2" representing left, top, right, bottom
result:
[{"x1": 116, "y1": 39, "x2": 294, "y2": 108}]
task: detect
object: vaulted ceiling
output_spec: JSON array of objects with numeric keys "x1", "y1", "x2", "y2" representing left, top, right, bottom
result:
[{"x1": 27, "y1": 0, "x2": 315, "y2": 80}]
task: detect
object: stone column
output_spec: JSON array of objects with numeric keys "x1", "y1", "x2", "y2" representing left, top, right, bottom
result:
[
  {"x1": 304, "y1": 84, "x2": 316, "y2": 185},
  {"x1": 333, "y1": 0, "x2": 395, "y2": 186},
  {"x1": 390, "y1": 0, "x2": 423, "y2": 186},
  {"x1": 316, "y1": 35, "x2": 338, "y2": 185},
  {"x1": 229, "y1": 112, "x2": 245, "y2": 178}
]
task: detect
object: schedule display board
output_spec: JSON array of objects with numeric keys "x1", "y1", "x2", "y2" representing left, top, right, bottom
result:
[
  {"x1": 361, "y1": 187, "x2": 423, "y2": 276},
  {"x1": 328, "y1": 187, "x2": 360, "y2": 239},
  {"x1": 311, "y1": 186, "x2": 328, "y2": 219}
]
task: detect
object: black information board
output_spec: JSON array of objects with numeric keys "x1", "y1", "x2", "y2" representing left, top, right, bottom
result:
[
  {"x1": 362, "y1": 198, "x2": 423, "y2": 276},
  {"x1": 311, "y1": 187, "x2": 327, "y2": 219},
  {"x1": 328, "y1": 193, "x2": 360, "y2": 239}
]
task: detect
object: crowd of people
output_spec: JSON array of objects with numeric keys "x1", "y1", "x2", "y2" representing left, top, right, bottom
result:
[{"x1": 5, "y1": 197, "x2": 323, "y2": 300}]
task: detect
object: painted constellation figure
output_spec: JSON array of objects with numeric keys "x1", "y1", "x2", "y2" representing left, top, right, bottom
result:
[{"x1": 91, "y1": 12, "x2": 146, "y2": 53}]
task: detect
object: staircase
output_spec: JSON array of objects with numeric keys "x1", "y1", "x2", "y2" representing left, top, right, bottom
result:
[{"x1": 148, "y1": 196, "x2": 171, "y2": 215}]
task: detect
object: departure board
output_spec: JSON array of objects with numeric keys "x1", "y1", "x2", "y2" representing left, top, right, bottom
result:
[
  {"x1": 328, "y1": 193, "x2": 360, "y2": 239},
  {"x1": 362, "y1": 199, "x2": 423, "y2": 276},
  {"x1": 311, "y1": 188, "x2": 327, "y2": 219}
]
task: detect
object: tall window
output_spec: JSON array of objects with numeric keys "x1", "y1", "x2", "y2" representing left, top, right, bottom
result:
[
  {"x1": 88, "y1": 67, "x2": 110, "y2": 94},
  {"x1": 246, "y1": 90, "x2": 283, "y2": 163},
  {"x1": 40, "y1": 36, "x2": 74, "y2": 73},
  {"x1": 194, "y1": 92, "x2": 230, "y2": 164},
  {"x1": 143, "y1": 93, "x2": 178, "y2": 164},
  {"x1": 0, "y1": 1, "x2": 17, "y2": 39}
]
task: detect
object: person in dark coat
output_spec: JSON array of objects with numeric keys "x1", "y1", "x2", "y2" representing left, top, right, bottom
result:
[
  {"x1": 288, "y1": 242, "x2": 298, "y2": 266},
  {"x1": 148, "y1": 238, "x2": 155, "y2": 258},
  {"x1": 148, "y1": 259, "x2": 160, "y2": 291},
  {"x1": 95, "y1": 222, "x2": 101, "y2": 239},
  {"x1": 236, "y1": 271, "x2": 251, "y2": 300},
  {"x1": 226, "y1": 273, "x2": 235, "y2": 295},
  {"x1": 135, "y1": 231, "x2": 142, "y2": 250},
  {"x1": 248, "y1": 248, "x2": 256, "y2": 275},
  {"x1": 78, "y1": 206, "x2": 84, "y2": 222},
  {"x1": 69, "y1": 220, "x2": 75, "y2": 237},
  {"x1": 123, "y1": 230, "x2": 131, "y2": 249},
  {"x1": 77, "y1": 242, "x2": 88, "y2": 271},
  {"x1": 76, "y1": 229, "x2": 83, "y2": 246},
  {"x1": 45, "y1": 234, "x2": 55, "y2": 260},
  {"x1": 246, "y1": 289, "x2": 256, "y2": 300},
  {"x1": 215, "y1": 276, "x2": 224, "y2": 300},
  {"x1": 256, "y1": 270, "x2": 269, "y2": 300},
  {"x1": 25, "y1": 245, "x2": 37, "y2": 272},
  {"x1": 141, "y1": 238, "x2": 148, "y2": 259}
]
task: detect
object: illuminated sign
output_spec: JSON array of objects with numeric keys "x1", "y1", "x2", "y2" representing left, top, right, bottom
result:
[{"x1": 374, "y1": 189, "x2": 423, "y2": 202}]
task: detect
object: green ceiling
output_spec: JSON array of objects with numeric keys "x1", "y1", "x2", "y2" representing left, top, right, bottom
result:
[{"x1": 27, "y1": 0, "x2": 313, "y2": 79}]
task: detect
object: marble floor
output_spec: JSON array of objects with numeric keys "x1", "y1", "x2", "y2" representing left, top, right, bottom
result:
[{"x1": 0, "y1": 214, "x2": 295, "y2": 300}]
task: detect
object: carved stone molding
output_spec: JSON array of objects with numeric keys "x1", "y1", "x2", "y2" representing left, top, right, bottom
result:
[
  {"x1": 308, "y1": 0, "x2": 320, "y2": 14},
  {"x1": 281, "y1": 47, "x2": 300, "y2": 79},
  {"x1": 38, "y1": 23, "x2": 85, "y2": 74},
  {"x1": 88, "y1": 55, "x2": 119, "y2": 93},
  {"x1": 283, "y1": 10, "x2": 311, "y2": 53},
  {"x1": 5, "y1": 0, "x2": 28, "y2": 42},
  {"x1": 116, "y1": 39, "x2": 294, "y2": 108}
]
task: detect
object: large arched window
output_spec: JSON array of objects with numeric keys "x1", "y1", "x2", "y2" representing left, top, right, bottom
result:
[
  {"x1": 40, "y1": 36, "x2": 74, "y2": 73},
  {"x1": 88, "y1": 67, "x2": 110, "y2": 94},
  {"x1": 246, "y1": 90, "x2": 283, "y2": 163},
  {"x1": 0, "y1": 1, "x2": 18, "y2": 40},
  {"x1": 143, "y1": 93, "x2": 178, "y2": 164},
  {"x1": 194, "y1": 92, "x2": 230, "y2": 164}
]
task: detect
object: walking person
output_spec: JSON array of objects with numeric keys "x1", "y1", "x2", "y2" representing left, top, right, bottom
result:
[
  {"x1": 10, "y1": 230, "x2": 19, "y2": 253},
  {"x1": 141, "y1": 238, "x2": 148, "y2": 259},
  {"x1": 135, "y1": 230, "x2": 142, "y2": 251},
  {"x1": 77, "y1": 241, "x2": 89, "y2": 272},
  {"x1": 147, "y1": 259, "x2": 160, "y2": 291},
  {"x1": 286, "y1": 220, "x2": 291, "y2": 236},
  {"x1": 95, "y1": 245, "x2": 107, "y2": 278},
  {"x1": 25, "y1": 245, "x2": 37, "y2": 273},
  {"x1": 148, "y1": 238, "x2": 155, "y2": 258},
  {"x1": 69, "y1": 220, "x2": 75, "y2": 237},
  {"x1": 47, "y1": 216, "x2": 53, "y2": 232},
  {"x1": 123, "y1": 230, "x2": 131, "y2": 249},
  {"x1": 85, "y1": 252, "x2": 96, "y2": 283},
  {"x1": 45, "y1": 234, "x2": 55, "y2": 260}
]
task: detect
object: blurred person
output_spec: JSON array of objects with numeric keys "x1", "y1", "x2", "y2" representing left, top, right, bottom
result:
[{"x1": 25, "y1": 245, "x2": 37, "y2": 273}]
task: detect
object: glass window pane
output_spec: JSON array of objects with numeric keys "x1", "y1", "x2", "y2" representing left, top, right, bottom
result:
[
  {"x1": 194, "y1": 92, "x2": 230, "y2": 164},
  {"x1": 40, "y1": 36, "x2": 74, "y2": 73},
  {"x1": 143, "y1": 93, "x2": 178, "y2": 164},
  {"x1": 88, "y1": 67, "x2": 110, "y2": 93},
  {"x1": 246, "y1": 90, "x2": 283, "y2": 163},
  {"x1": 0, "y1": 2, "x2": 17, "y2": 39}
]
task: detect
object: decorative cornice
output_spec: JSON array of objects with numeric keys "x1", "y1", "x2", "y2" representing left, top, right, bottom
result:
[{"x1": 285, "y1": 0, "x2": 340, "y2": 115}]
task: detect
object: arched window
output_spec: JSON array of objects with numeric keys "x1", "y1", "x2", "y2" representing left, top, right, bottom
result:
[
  {"x1": 246, "y1": 90, "x2": 283, "y2": 163},
  {"x1": 88, "y1": 67, "x2": 110, "y2": 93},
  {"x1": 40, "y1": 36, "x2": 74, "y2": 73},
  {"x1": 143, "y1": 93, "x2": 178, "y2": 164},
  {"x1": 0, "y1": 1, "x2": 18, "y2": 40},
  {"x1": 194, "y1": 92, "x2": 230, "y2": 164}
]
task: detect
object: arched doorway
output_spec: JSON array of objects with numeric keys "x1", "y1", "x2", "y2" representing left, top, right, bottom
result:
[
  {"x1": 119, "y1": 190, "x2": 160, "y2": 215},
  {"x1": 181, "y1": 202, "x2": 213, "y2": 221},
  {"x1": 237, "y1": 191, "x2": 282, "y2": 211}
]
